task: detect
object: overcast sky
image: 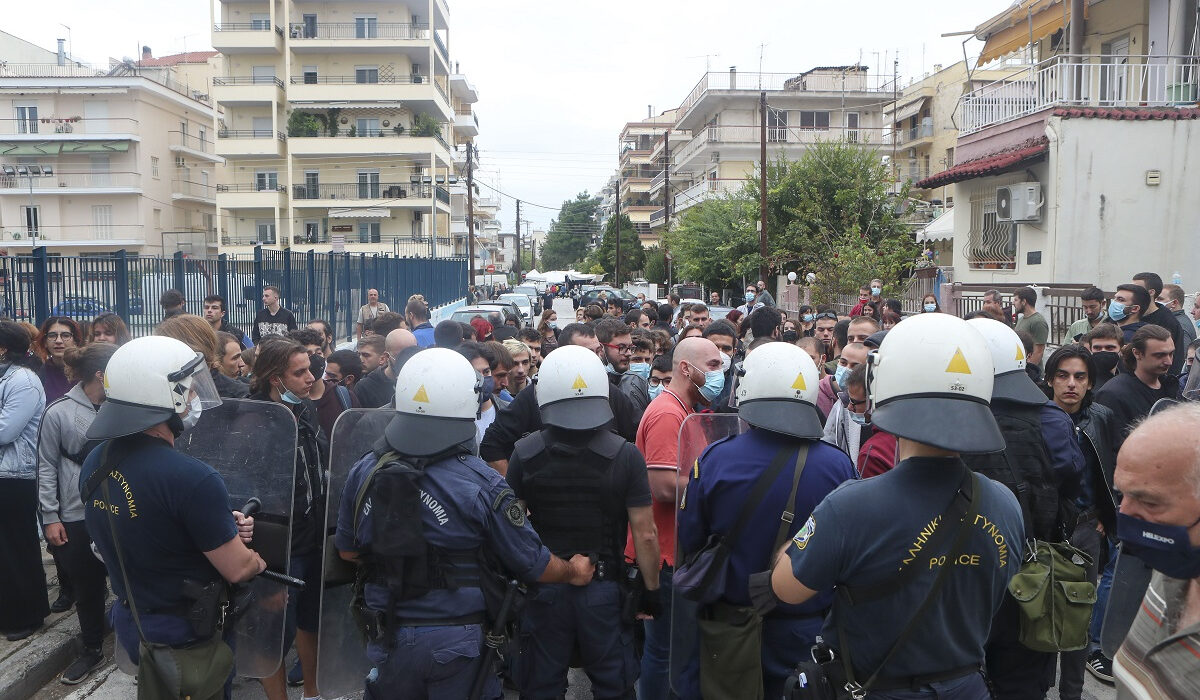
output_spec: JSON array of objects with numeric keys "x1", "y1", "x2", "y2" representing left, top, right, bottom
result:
[{"x1": 6, "y1": 0, "x2": 1001, "y2": 233}]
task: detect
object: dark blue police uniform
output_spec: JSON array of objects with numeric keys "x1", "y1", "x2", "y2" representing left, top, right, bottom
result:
[
  {"x1": 79, "y1": 434, "x2": 239, "y2": 694},
  {"x1": 336, "y1": 450, "x2": 552, "y2": 700},
  {"x1": 676, "y1": 428, "x2": 856, "y2": 699},
  {"x1": 787, "y1": 456, "x2": 1025, "y2": 699},
  {"x1": 505, "y1": 429, "x2": 653, "y2": 700}
]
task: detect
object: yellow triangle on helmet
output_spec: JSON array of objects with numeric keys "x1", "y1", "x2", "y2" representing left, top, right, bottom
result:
[
  {"x1": 1015, "y1": 343, "x2": 1026, "y2": 361},
  {"x1": 412, "y1": 385, "x2": 430, "y2": 403},
  {"x1": 791, "y1": 372, "x2": 807, "y2": 391},
  {"x1": 945, "y1": 348, "x2": 972, "y2": 374},
  {"x1": 571, "y1": 374, "x2": 588, "y2": 390}
]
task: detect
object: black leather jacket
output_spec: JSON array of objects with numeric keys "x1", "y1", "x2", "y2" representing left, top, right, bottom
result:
[{"x1": 1074, "y1": 398, "x2": 1119, "y2": 535}]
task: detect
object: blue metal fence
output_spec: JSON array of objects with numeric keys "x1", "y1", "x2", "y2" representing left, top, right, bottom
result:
[{"x1": 0, "y1": 247, "x2": 467, "y2": 341}]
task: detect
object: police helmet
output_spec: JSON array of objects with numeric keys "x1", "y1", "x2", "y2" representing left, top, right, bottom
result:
[
  {"x1": 535, "y1": 345, "x2": 613, "y2": 430},
  {"x1": 88, "y1": 336, "x2": 222, "y2": 440},
  {"x1": 735, "y1": 342, "x2": 823, "y2": 439},
  {"x1": 867, "y1": 313, "x2": 1004, "y2": 453},
  {"x1": 966, "y1": 318, "x2": 1049, "y2": 406},
  {"x1": 386, "y1": 348, "x2": 480, "y2": 456}
]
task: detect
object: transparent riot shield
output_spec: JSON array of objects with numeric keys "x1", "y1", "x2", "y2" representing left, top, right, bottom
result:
[
  {"x1": 174, "y1": 398, "x2": 299, "y2": 679},
  {"x1": 1100, "y1": 546, "x2": 1154, "y2": 658},
  {"x1": 669, "y1": 412, "x2": 746, "y2": 696},
  {"x1": 316, "y1": 408, "x2": 394, "y2": 699}
]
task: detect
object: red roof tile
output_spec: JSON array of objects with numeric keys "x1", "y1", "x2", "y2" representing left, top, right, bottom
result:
[
  {"x1": 916, "y1": 137, "x2": 1048, "y2": 190},
  {"x1": 137, "y1": 51, "x2": 218, "y2": 67},
  {"x1": 1051, "y1": 106, "x2": 1200, "y2": 120}
]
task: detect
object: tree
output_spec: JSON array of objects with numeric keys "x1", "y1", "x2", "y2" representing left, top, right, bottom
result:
[
  {"x1": 590, "y1": 214, "x2": 644, "y2": 286},
  {"x1": 661, "y1": 194, "x2": 759, "y2": 292},
  {"x1": 643, "y1": 245, "x2": 667, "y2": 285},
  {"x1": 540, "y1": 193, "x2": 601, "y2": 270}
]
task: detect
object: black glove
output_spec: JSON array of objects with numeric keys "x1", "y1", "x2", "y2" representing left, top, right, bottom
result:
[{"x1": 639, "y1": 587, "x2": 663, "y2": 618}]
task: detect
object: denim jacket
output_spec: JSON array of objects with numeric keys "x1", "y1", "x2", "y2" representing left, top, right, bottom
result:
[{"x1": 0, "y1": 364, "x2": 47, "y2": 479}]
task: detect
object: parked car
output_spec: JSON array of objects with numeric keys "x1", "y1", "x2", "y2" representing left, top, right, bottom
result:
[
  {"x1": 499, "y1": 293, "x2": 534, "y2": 323},
  {"x1": 511, "y1": 285, "x2": 542, "y2": 315},
  {"x1": 51, "y1": 296, "x2": 112, "y2": 320},
  {"x1": 578, "y1": 287, "x2": 638, "y2": 312},
  {"x1": 450, "y1": 303, "x2": 523, "y2": 329}
]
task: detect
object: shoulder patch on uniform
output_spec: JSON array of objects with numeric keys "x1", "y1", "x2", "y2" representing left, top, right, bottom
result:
[
  {"x1": 792, "y1": 516, "x2": 815, "y2": 550},
  {"x1": 504, "y1": 501, "x2": 527, "y2": 527}
]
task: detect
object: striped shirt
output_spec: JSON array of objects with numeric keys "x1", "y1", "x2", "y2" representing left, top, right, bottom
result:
[{"x1": 1115, "y1": 571, "x2": 1200, "y2": 699}]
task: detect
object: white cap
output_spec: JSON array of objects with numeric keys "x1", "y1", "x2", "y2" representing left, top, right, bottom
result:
[
  {"x1": 967, "y1": 317, "x2": 1049, "y2": 405},
  {"x1": 868, "y1": 313, "x2": 1004, "y2": 453},
  {"x1": 735, "y1": 342, "x2": 823, "y2": 439},
  {"x1": 387, "y1": 348, "x2": 479, "y2": 456},
  {"x1": 535, "y1": 345, "x2": 612, "y2": 430}
]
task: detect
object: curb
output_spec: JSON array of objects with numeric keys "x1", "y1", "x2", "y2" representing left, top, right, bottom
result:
[{"x1": 0, "y1": 612, "x2": 80, "y2": 700}]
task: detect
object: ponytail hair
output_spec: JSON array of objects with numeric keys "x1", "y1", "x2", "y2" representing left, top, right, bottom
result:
[
  {"x1": 0, "y1": 320, "x2": 35, "y2": 368},
  {"x1": 63, "y1": 342, "x2": 119, "y2": 385},
  {"x1": 1121, "y1": 324, "x2": 1171, "y2": 372}
]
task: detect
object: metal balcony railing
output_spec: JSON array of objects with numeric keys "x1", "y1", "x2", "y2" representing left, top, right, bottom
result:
[
  {"x1": 169, "y1": 131, "x2": 215, "y2": 153},
  {"x1": 216, "y1": 183, "x2": 286, "y2": 193},
  {"x1": 289, "y1": 74, "x2": 431, "y2": 85},
  {"x1": 433, "y1": 32, "x2": 448, "y2": 60},
  {"x1": 214, "y1": 76, "x2": 285, "y2": 89},
  {"x1": 172, "y1": 180, "x2": 215, "y2": 199},
  {"x1": 213, "y1": 23, "x2": 284, "y2": 36},
  {"x1": 288, "y1": 22, "x2": 430, "y2": 40},
  {"x1": 677, "y1": 70, "x2": 900, "y2": 119},
  {"x1": 291, "y1": 183, "x2": 435, "y2": 200},
  {"x1": 0, "y1": 171, "x2": 141, "y2": 189},
  {"x1": 217, "y1": 129, "x2": 287, "y2": 141},
  {"x1": 0, "y1": 117, "x2": 139, "y2": 135}
]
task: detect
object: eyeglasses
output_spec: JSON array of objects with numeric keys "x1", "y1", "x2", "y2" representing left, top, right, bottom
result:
[
  {"x1": 602, "y1": 342, "x2": 633, "y2": 354},
  {"x1": 848, "y1": 397, "x2": 868, "y2": 408},
  {"x1": 44, "y1": 332, "x2": 74, "y2": 340},
  {"x1": 649, "y1": 376, "x2": 672, "y2": 386}
]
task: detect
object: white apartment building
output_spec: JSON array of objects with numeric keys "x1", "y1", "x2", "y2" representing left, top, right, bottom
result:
[
  {"x1": 210, "y1": 0, "x2": 478, "y2": 258},
  {"x1": 0, "y1": 33, "x2": 220, "y2": 255}
]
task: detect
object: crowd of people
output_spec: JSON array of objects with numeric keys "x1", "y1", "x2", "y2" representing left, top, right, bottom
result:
[{"x1": 0, "y1": 269, "x2": 1197, "y2": 700}]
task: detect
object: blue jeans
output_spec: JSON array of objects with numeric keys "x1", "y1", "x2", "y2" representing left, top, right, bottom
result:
[
  {"x1": 640, "y1": 568, "x2": 700, "y2": 700},
  {"x1": 1089, "y1": 538, "x2": 1118, "y2": 651},
  {"x1": 868, "y1": 672, "x2": 991, "y2": 699},
  {"x1": 365, "y1": 624, "x2": 497, "y2": 700}
]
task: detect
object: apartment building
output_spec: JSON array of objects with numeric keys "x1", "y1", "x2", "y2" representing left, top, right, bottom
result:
[
  {"x1": 645, "y1": 66, "x2": 896, "y2": 244},
  {"x1": 0, "y1": 33, "x2": 220, "y2": 255},
  {"x1": 919, "y1": 0, "x2": 1200, "y2": 287},
  {"x1": 617, "y1": 109, "x2": 677, "y2": 247},
  {"x1": 210, "y1": 0, "x2": 478, "y2": 257}
]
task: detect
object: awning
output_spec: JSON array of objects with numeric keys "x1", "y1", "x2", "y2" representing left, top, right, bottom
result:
[
  {"x1": 0, "y1": 141, "x2": 62, "y2": 156},
  {"x1": 916, "y1": 138, "x2": 1049, "y2": 189},
  {"x1": 917, "y1": 208, "x2": 955, "y2": 243},
  {"x1": 328, "y1": 208, "x2": 388, "y2": 219},
  {"x1": 976, "y1": 0, "x2": 1084, "y2": 65},
  {"x1": 60, "y1": 141, "x2": 130, "y2": 153},
  {"x1": 891, "y1": 97, "x2": 928, "y2": 124}
]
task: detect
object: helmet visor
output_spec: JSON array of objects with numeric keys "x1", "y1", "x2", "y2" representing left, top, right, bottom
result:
[{"x1": 176, "y1": 353, "x2": 223, "y2": 413}]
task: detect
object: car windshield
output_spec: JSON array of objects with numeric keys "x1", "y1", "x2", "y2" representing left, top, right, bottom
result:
[
  {"x1": 500, "y1": 295, "x2": 528, "y2": 305},
  {"x1": 451, "y1": 310, "x2": 491, "y2": 324},
  {"x1": 513, "y1": 287, "x2": 537, "y2": 296}
]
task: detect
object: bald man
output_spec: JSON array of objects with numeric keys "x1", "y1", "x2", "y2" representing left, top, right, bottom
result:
[
  {"x1": 351, "y1": 328, "x2": 415, "y2": 408},
  {"x1": 630, "y1": 336, "x2": 724, "y2": 698},
  {"x1": 356, "y1": 288, "x2": 390, "y2": 339},
  {"x1": 1112, "y1": 402, "x2": 1200, "y2": 698}
]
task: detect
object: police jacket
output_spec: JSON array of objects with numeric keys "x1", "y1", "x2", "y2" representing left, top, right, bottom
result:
[{"x1": 479, "y1": 375, "x2": 638, "y2": 463}]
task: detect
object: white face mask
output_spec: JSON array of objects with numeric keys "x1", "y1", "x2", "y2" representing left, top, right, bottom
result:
[
  {"x1": 181, "y1": 394, "x2": 203, "y2": 431},
  {"x1": 720, "y1": 353, "x2": 732, "y2": 373}
]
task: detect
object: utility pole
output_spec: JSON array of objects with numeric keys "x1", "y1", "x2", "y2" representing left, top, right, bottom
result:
[
  {"x1": 891, "y1": 57, "x2": 899, "y2": 188},
  {"x1": 614, "y1": 179, "x2": 621, "y2": 288},
  {"x1": 758, "y1": 90, "x2": 768, "y2": 285},
  {"x1": 465, "y1": 142, "x2": 475, "y2": 286},
  {"x1": 514, "y1": 199, "x2": 522, "y2": 282},
  {"x1": 663, "y1": 128, "x2": 671, "y2": 290}
]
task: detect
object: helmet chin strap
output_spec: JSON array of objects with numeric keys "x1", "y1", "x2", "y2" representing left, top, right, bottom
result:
[{"x1": 166, "y1": 413, "x2": 185, "y2": 438}]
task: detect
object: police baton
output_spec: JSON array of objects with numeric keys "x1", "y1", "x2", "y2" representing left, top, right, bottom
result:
[
  {"x1": 238, "y1": 498, "x2": 306, "y2": 590},
  {"x1": 469, "y1": 579, "x2": 520, "y2": 700}
]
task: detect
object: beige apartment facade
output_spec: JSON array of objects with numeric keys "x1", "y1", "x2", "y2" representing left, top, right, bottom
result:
[
  {"x1": 0, "y1": 34, "x2": 220, "y2": 255},
  {"x1": 212, "y1": 0, "x2": 479, "y2": 258}
]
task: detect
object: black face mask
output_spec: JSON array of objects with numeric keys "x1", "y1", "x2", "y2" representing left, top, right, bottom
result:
[
  {"x1": 781, "y1": 330, "x2": 799, "y2": 343},
  {"x1": 309, "y1": 354, "x2": 327, "y2": 381},
  {"x1": 1093, "y1": 351, "x2": 1121, "y2": 376}
]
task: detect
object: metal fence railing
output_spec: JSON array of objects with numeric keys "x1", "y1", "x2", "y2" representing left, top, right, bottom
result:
[{"x1": 0, "y1": 248, "x2": 466, "y2": 342}]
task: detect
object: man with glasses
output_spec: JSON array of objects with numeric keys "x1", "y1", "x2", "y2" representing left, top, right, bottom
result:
[
  {"x1": 597, "y1": 318, "x2": 649, "y2": 418},
  {"x1": 648, "y1": 354, "x2": 673, "y2": 401}
]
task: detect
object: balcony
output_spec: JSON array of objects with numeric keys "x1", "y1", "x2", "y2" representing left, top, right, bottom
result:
[
  {"x1": 287, "y1": 22, "x2": 430, "y2": 50},
  {"x1": 673, "y1": 124, "x2": 885, "y2": 170},
  {"x1": 897, "y1": 121, "x2": 935, "y2": 146},
  {"x1": 172, "y1": 180, "x2": 216, "y2": 205},
  {"x1": 449, "y1": 74, "x2": 478, "y2": 103},
  {"x1": 676, "y1": 69, "x2": 900, "y2": 127},
  {"x1": 0, "y1": 117, "x2": 140, "y2": 144},
  {"x1": 0, "y1": 63, "x2": 210, "y2": 105},
  {"x1": 649, "y1": 207, "x2": 666, "y2": 228},
  {"x1": 621, "y1": 149, "x2": 653, "y2": 166},
  {"x1": 0, "y1": 171, "x2": 141, "y2": 194},
  {"x1": 168, "y1": 131, "x2": 222, "y2": 163},
  {"x1": 454, "y1": 108, "x2": 479, "y2": 138},
  {"x1": 287, "y1": 75, "x2": 449, "y2": 114},
  {"x1": 433, "y1": 32, "x2": 449, "y2": 62},
  {"x1": 213, "y1": 76, "x2": 285, "y2": 105},
  {"x1": 649, "y1": 170, "x2": 667, "y2": 195},
  {"x1": 292, "y1": 182, "x2": 441, "y2": 206},
  {"x1": 216, "y1": 183, "x2": 287, "y2": 210},
  {"x1": 211, "y1": 23, "x2": 284, "y2": 53},
  {"x1": 287, "y1": 128, "x2": 450, "y2": 160},
  {"x1": 960, "y1": 54, "x2": 1200, "y2": 135},
  {"x1": 215, "y1": 129, "x2": 287, "y2": 158}
]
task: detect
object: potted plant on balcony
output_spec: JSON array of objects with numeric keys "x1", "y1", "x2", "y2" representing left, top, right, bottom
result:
[
  {"x1": 392, "y1": 125, "x2": 406, "y2": 136},
  {"x1": 411, "y1": 113, "x2": 443, "y2": 138},
  {"x1": 348, "y1": 125, "x2": 357, "y2": 137}
]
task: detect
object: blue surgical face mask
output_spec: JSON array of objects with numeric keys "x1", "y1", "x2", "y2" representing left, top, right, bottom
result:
[
  {"x1": 280, "y1": 389, "x2": 302, "y2": 404},
  {"x1": 924, "y1": 303, "x2": 937, "y2": 313},
  {"x1": 478, "y1": 376, "x2": 495, "y2": 405},
  {"x1": 745, "y1": 292, "x2": 755, "y2": 303},
  {"x1": 834, "y1": 364, "x2": 850, "y2": 388},
  {"x1": 870, "y1": 287, "x2": 881, "y2": 296},
  {"x1": 1117, "y1": 512, "x2": 1200, "y2": 579},
  {"x1": 629, "y1": 362, "x2": 651, "y2": 381},
  {"x1": 803, "y1": 313, "x2": 815, "y2": 323},
  {"x1": 849, "y1": 411, "x2": 869, "y2": 425},
  {"x1": 691, "y1": 365, "x2": 725, "y2": 403},
  {"x1": 1108, "y1": 300, "x2": 1129, "y2": 322},
  {"x1": 648, "y1": 382, "x2": 664, "y2": 400}
]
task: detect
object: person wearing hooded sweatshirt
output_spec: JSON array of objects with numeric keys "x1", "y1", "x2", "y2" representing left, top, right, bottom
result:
[
  {"x1": 37, "y1": 343, "x2": 118, "y2": 684},
  {"x1": 816, "y1": 342, "x2": 867, "y2": 423}
]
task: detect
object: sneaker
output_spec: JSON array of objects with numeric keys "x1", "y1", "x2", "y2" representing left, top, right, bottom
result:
[
  {"x1": 4, "y1": 624, "x2": 42, "y2": 642},
  {"x1": 50, "y1": 593, "x2": 75, "y2": 614},
  {"x1": 287, "y1": 658, "x2": 304, "y2": 687},
  {"x1": 1086, "y1": 649, "x2": 1114, "y2": 684},
  {"x1": 61, "y1": 648, "x2": 104, "y2": 685}
]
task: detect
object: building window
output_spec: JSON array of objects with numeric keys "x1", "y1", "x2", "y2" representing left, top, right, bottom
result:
[
  {"x1": 250, "y1": 13, "x2": 270, "y2": 30},
  {"x1": 767, "y1": 107, "x2": 787, "y2": 142},
  {"x1": 255, "y1": 170, "x2": 278, "y2": 191},
  {"x1": 303, "y1": 66, "x2": 318, "y2": 84},
  {"x1": 357, "y1": 170, "x2": 380, "y2": 198},
  {"x1": 153, "y1": 208, "x2": 161, "y2": 232},
  {"x1": 967, "y1": 191, "x2": 1016, "y2": 270},
  {"x1": 845, "y1": 112, "x2": 860, "y2": 143},
  {"x1": 21, "y1": 206, "x2": 39, "y2": 237},
  {"x1": 354, "y1": 15, "x2": 378, "y2": 39},
  {"x1": 256, "y1": 220, "x2": 276, "y2": 244},
  {"x1": 355, "y1": 118, "x2": 380, "y2": 137},
  {"x1": 15, "y1": 105, "x2": 38, "y2": 134},
  {"x1": 358, "y1": 221, "x2": 381, "y2": 243},
  {"x1": 355, "y1": 66, "x2": 379, "y2": 84},
  {"x1": 93, "y1": 205, "x2": 113, "y2": 239},
  {"x1": 799, "y1": 111, "x2": 830, "y2": 130},
  {"x1": 151, "y1": 156, "x2": 160, "y2": 179}
]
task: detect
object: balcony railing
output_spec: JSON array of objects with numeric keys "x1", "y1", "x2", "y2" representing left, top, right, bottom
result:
[
  {"x1": 292, "y1": 183, "x2": 435, "y2": 200},
  {"x1": 288, "y1": 74, "x2": 431, "y2": 85},
  {"x1": 650, "y1": 207, "x2": 666, "y2": 224},
  {"x1": 898, "y1": 122, "x2": 935, "y2": 144},
  {"x1": 0, "y1": 117, "x2": 140, "y2": 136},
  {"x1": 433, "y1": 32, "x2": 448, "y2": 60},
  {"x1": 213, "y1": 23, "x2": 284, "y2": 35},
  {"x1": 173, "y1": 180, "x2": 215, "y2": 199},
  {"x1": 214, "y1": 76, "x2": 285, "y2": 89},
  {"x1": 960, "y1": 54, "x2": 1200, "y2": 135},
  {"x1": 217, "y1": 183, "x2": 287, "y2": 193},
  {"x1": 650, "y1": 171, "x2": 667, "y2": 190},
  {"x1": 435, "y1": 185, "x2": 450, "y2": 204},
  {"x1": 678, "y1": 70, "x2": 900, "y2": 119},
  {"x1": 0, "y1": 171, "x2": 140, "y2": 190},
  {"x1": 288, "y1": 22, "x2": 429, "y2": 40},
  {"x1": 673, "y1": 124, "x2": 884, "y2": 165},
  {"x1": 169, "y1": 131, "x2": 215, "y2": 153},
  {"x1": 218, "y1": 129, "x2": 287, "y2": 140},
  {"x1": 0, "y1": 64, "x2": 211, "y2": 105},
  {"x1": 287, "y1": 126, "x2": 448, "y2": 149}
]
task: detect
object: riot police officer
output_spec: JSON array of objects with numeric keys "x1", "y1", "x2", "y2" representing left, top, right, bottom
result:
[
  {"x1": 79, "y1": 337, "x2": 265, "y2": 698},
  {"x1": 772, "y1": 313, "x2": 1025, "y2": 699},
  {"x1": 677, "y1": 342, "x2": 856, "y2": 699},
  {"x1": 506, "y1": 345, "x2": 661, "y2": 699},
  {"x1": 332, "y1": 348, "x2": 595, "y2": 699}
]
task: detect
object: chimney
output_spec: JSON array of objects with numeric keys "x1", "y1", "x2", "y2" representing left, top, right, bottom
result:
[
  {"x1": 729, "y1": 66, "x2": 737, "y2": 89},
  {"x1": 57, "y1": 39, "x2": 66, "y2": 66},
  {"x1": 142, "y1": 46, "x2": 153, "y2": 62}
]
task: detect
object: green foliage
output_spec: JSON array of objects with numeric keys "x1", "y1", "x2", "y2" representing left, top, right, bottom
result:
[
  {"x1": 591, "y1": 214, "x2": 644, "y2": 286},
  {"x1": 411, "y1": 113, "x2": 443, "y2": 138},
  {"x1": 540, "y1": 192, "x2": 601, "y2": 270},
  {"x1": 643, "y1": 246, "x2": 667, "y2": 285},
  {"x1": 325, "y1": 108, "x2": 340, "y2": 137},
  {"x1": 286, "y1": 111, "x2": 321, "y2": 138},
  {"x1": 661, "y1": 194, "x2": 759, "y2": 292}
]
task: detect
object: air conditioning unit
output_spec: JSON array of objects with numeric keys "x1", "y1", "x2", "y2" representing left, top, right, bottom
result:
[
  {"x1": 996, "y1": 182, "x2": 1043, "y2": 223},
  {"x1": 710, "y1": 151, "x2": 720, "y2": 163}
]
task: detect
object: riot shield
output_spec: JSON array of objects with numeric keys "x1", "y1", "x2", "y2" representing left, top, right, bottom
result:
[
  {"x1": 174, "y1": 398, "x2": 298, "y2": 679},
  {"x1": 670, "y1": 412, "x2": 747, "y2": 696},
  {"x1": 316, "y1": 408, "x2": 394, "y2": 699},
  {"x1": 1100, "y1": 546, "x2": 1155, "y2": 658}
]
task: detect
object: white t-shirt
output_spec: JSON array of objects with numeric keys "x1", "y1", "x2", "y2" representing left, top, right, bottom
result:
[{"x1": 474, "y1": 404, "x2": 496, "y2": 451}]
